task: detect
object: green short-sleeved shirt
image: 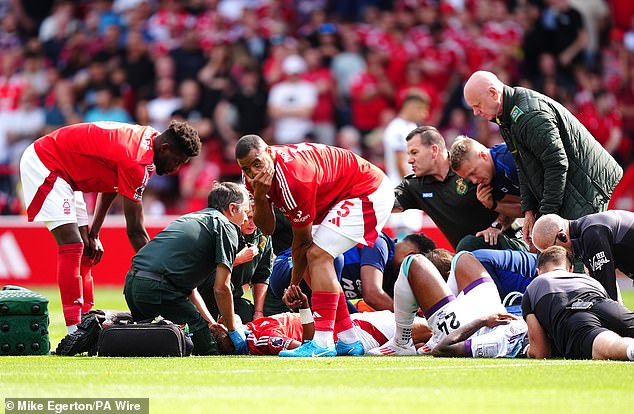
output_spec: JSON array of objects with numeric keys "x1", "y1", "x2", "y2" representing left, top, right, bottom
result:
[{"x1": 132, "y1": 208, "x2": 239, "y2": 292}]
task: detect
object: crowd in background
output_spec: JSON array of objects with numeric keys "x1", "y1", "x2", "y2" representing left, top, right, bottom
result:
[{"x1": 1, "y1": 0, "x2": 633, "y2": 215}]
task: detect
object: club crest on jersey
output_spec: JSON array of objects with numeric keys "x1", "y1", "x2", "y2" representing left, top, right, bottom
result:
[{"x1": 455, "y1": 178, "x2": 468, "y2": 196}]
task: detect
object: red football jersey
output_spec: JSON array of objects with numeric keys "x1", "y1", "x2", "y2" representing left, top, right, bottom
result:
[
  {"x1": 33, "y1": 122, "x2": 159, "y2": 202},
  {"x1": 246, "y1": 143, "x2": 385, "y2": 228},
  {"x1": 246, "y1": 313, "x2": 303, "y2": 356}
]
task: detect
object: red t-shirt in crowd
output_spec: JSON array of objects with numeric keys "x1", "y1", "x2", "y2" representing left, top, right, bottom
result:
[
  {"x1": 246, "y1": 143, "x2": 384, "y2": 228},
  {"x1": 349, "y1": 72, "x2": 391, "y2": 131},
  {"x1": 33, "y1": 122, "x2": 158, "y2": 202}
]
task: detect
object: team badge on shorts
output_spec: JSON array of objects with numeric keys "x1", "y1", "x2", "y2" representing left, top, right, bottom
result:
[
  {"x1": 455, "y1": 178, "x2": 468, "y2": 196},
  {"x1": 63, "y1": 199, "x2": 71, "y2": 215}
]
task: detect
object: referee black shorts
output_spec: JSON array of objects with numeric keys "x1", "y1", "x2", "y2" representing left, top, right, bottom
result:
[{"x1": 562, "y1": 300, "x2": 634, "y2": 359}]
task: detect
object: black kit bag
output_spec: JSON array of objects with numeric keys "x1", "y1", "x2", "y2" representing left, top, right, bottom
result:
[
  {"x1": 97, "y1": 319, "x2": 193, "y2": 357},
  {"x1": 0, "y1": 285, "x2": 50, "y2": 355},
  {"x1": 56, "y1": 309, "x2": 133, "y2": 356}
]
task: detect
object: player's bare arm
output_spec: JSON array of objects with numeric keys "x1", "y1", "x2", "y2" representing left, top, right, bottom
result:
[
  {"x1": 360, "y1": 265, "x2": 394, "y2": 311},
  {"x1": 190, "y1": 287, "x2": 217, "y2": 327},
  {"x1": 251, "y1": 282, "x2": 267, "y2": 320},
  {"x1": 122, "y1": 197, "x2": 150, "y2": 252},
  {"x1": 476, "y1": 212, "x2": 515, "y2": 245},
  {"x1": 433, "y1": 313, "x2": 515, "y2": 357},
  {"x1": 289, "y1": 224, "x2": 313, "y2": 287},
  {"x1": 525, "y1": 313, "x2": 551, "y2": 359},
  {"x1": 496, "y1": 194, "x2": 523, "y2": 218},
  {"x1": 213, "y1": 264, "x2": 237, "y2": 331},
  {"x1": 87, "y1": 192, "x2": 118, "y2": 264}
]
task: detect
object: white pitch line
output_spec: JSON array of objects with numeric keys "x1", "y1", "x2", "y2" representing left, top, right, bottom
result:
[{"x1": 219, "y1": 359, "x2": 623, "y2": 374}]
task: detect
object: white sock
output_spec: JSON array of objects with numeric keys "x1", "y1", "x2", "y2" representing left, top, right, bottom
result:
[
  {"x1": 393, "y1": 271, "x2": 418, "y2": 345},
  {"x1": 313, "y1": 330, "x2": 334, "y2": 348},
  {"x1": 337, "y1": 327, "x2": 359, "y2": 344},
  {"x1": 67, "y1": 324, "x2": 78, "y2": 335},
  {"x1": 626, "y1": 343, "x2": 634, "y2": 361}
]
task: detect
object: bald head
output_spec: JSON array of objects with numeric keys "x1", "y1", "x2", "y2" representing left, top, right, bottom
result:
[
  {"x1": 463, "y1": 71, "x2": 505, "y2": 121},
  {"x1": 532, "y1": 214, "x2": 569, "y2": 252}
]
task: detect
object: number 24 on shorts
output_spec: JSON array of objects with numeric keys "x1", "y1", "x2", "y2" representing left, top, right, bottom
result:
[{"x1": 437, "y1": 312, "x2": 460, "y2": 335}]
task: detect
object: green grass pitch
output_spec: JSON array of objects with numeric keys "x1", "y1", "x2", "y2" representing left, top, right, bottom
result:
[{"x1": 1, "y1": 287, "x2": 634, "y2": 414}]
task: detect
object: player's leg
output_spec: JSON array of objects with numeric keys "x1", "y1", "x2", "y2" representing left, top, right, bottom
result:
[
  {"x1": 589, "y1": 300, "x2": 634, "y2": 361},
  {"x1": 20, "y1": 144, "x2": 84, "y2": 332},
  {"x1": 307, "y1": 244, "x2": 342, "y2": 353},
  {"x1": 369, "y1": 255, "x2": 451, "y2": 355},
  {"x1": 331, "y1": 180, "x2": 393, "y2": 355},
  {"x1": 51, "y1": 223, "x2": 84, "y2": 333},
  {"x1": 367, "y1": 261, "x2": 418, "y2": 355},
  {"x1": 591, "y1": 331, "x2": 634, "y2": 360},
  {"x1": 278, "y1": 240, "x2": 341, "y2": 357},
  {"x1": 76, "y1": 193, "x2": 94, "y2": 314},
  {"x1": 453, "y1": 252, "x2": 494, "y2": 293}
]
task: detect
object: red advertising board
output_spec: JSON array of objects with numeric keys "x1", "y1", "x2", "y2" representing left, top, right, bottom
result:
[{"x1": 0, "y1": 214, "x2": 451, "y2": 286}]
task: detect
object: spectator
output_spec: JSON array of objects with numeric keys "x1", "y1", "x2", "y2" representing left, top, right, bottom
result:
[
  {"x1": 349, "y1": 49, "x2": 393, "y2": 139},
  {"x1": 83, "y1": 86, "x2": 132, "y2": 123},
  {"x1": 146, "y1": 76, "x2": 181, "y2": 131},
  {"x1": 171, "y1": 79, "x2": 213, "y2": 140},
  {"x1": 215, "y1": 65, "x2": 268, "y2": 144},
  {"x1": 43, "y1": 79, "x2": 82, "y2": 132},
  {"x1": 170, "y1": 29, "x2": 206, "y2": 83},
  {"x1": 4, "y1": 87, "x2": 46, "y2": 166},
  {"x1": 383, "y1": 93, "x2": 429, "y2": 187},
  {"x1": 122, "y1": 30, "x2": 156, "y2": 103},
  {"x1": 302, "y1": 47, "x2": 337, "y2": 145},
  {"x1": 0, "y1": 13, "x2": 23, "y2": 53},
  {"x1": 267, "y1": 54, "x2": 317, "y2": 144},
  {"x1": 330, "y1": 25, "x2": 365, "y2": 125}
]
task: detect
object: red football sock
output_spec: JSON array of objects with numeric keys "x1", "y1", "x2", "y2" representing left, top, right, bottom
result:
[
  {"x1": 311, "y1": 291, "x2": 338, "y2": 332},
  {"x1": 80, "y1": 256, "x2": 94, "y2": 314},
  {"x1": 58, "y1": 243, "x2": 83, "y2": 326},
  {"x1": 335, "y1": 292, "x2": 354, "y2": 332}
]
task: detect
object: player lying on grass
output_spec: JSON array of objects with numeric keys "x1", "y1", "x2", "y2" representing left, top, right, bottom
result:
[
  {"x1": 523, "y1": 246, "x2": 634, "y2": 361},
  {"x1": 268, "y1": 232, "x2": 437, "y2": 313},
  {"x1": 210, "y1": 285, "x2": 431, "y2": 356},
  {"x1": 367, "y1": 250, "x2": 528, "y2": 357}
]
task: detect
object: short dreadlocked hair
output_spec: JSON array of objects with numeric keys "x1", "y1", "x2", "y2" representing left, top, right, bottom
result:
[{"x1": 164, "y1": 120, "x2": 201, "y2": 157}]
